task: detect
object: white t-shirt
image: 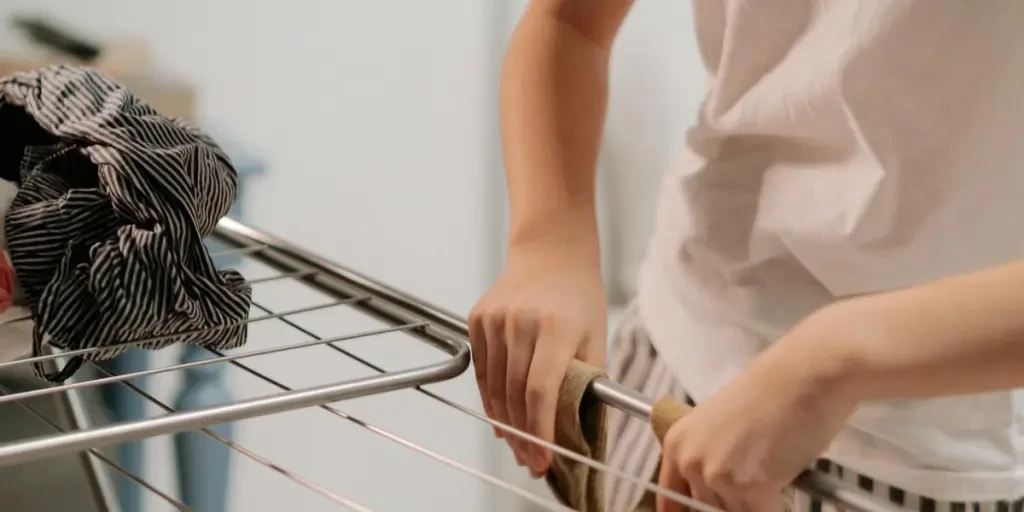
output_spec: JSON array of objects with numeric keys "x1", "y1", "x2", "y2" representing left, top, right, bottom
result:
[{"x1": 635, "y1": 0, "x2": 1024, "y2": 502}]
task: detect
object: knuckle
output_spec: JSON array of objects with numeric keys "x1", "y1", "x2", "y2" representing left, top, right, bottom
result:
[
  {"x1": 503, "y1": 307, "x2": 518, "y2": 326},
  {"x1": 663, "y1": 429, "x2": 684, "y2": 453},
  {"x1": 731, "y1": 468, "x2": 768, "y2": 489},
  {"x1": 524, "y1": 379, "x2": 552, "y2": 408},
  {"x1": 509, "y1": 307, "x2": 539, "y2": 330},
  {"x1": 538, "y1": 308, "x2": 559, "y2": 327},
  {"x1": 512, "y1": 306, "x2": 540, "y2": 320},
  {"x1": 701, "y1": 465, "x2": 731, "y2": 489},
  {"x1": 469, "y1": 302, "x2": 492, "y2": 323},
  {"x1": 676, "y1": 453, "x2": 700, "y2": 476},
  {"x1": 507, "y1": 320, "x2": 540, "y2": 350},
  {"x1": 484, "y1": 310, "x2": 507, "y2": 331}
]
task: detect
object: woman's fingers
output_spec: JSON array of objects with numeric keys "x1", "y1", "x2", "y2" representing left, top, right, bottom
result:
[
  {"x1": 484, "y1": 314, "x2": 512, "y2": 450},
  {"x1": 657, "y1": 459, "x2": 688, "y2": 512},
  {"x1": 685, "y1": 476, "x2": 723, "y2": 512},
  {"x1": 523, "y1": 323, "x2": 580, "y2": 475},
  {"x1": 506, "y1": 312, "x2": 538, "y2": 468},
  {"x1": 467, "y1": 311, "x2": 495, "y2": 436}
]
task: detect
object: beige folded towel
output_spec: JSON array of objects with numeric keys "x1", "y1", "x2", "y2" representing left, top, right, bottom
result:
[{"x1": 545, "y1": 360, "x2": 608, "y2": 512}]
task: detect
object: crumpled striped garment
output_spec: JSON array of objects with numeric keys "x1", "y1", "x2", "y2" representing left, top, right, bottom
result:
[{"x1": 0, "y1": 65, "x2": 252, "y2": 382}]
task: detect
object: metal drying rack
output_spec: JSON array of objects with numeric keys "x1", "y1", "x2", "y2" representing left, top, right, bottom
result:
[{"x1": 0, "y1": 217, "x2": 897, "y2": 512}]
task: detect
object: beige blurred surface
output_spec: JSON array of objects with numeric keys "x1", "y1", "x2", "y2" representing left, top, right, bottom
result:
[{"x1": 0, "y1": 41, "x2": 196, "y2": 121}]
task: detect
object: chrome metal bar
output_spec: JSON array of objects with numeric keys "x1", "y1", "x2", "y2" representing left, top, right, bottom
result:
[
  {"x1": 247, "y1": 299, "x2": 712, "y2": 512},
  {"x1": 47, "y1": 357, "x2": 120, "y2": 512},
  {"x1": 209, "y1": 244, "x2": 268, "y2": 259},
  {"x1": 215, "y1": 217, "x2": 470, "y2": 352},
  {"x1": 0, "y1": 298, "x2": 365, "y2": 372},
  {"x1": 209, "y1": 340, "x2": 576, "y2": 512},
  {"x1": 0, "y1": 381, "x2": 189, "y2": 511},
  {"x1": 208, "y1": 219, "x2": 899, "y2": 512},
  {"x1": 0, "y1": 219, "x2": 473, "y2": 467},
  {"x1": 0, "y1": 347, "x2": 468, "y2": 467},
  {"x1": 0, "y1": 324, "x2": 424, "y2": 408},
  {"x1": 91, "y1": 364, "x2": 375, "y2": 512},
  {"x1": 249, "y1": 269, "x2": 317, "y2": 284},
  {"x1": 590, "y1": 378, "x2": 654, "y2": 420}
]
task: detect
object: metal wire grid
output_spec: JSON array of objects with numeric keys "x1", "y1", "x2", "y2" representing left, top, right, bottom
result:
[{"x1": 0, "y1": 217, "x2": 896, "y2": 512}]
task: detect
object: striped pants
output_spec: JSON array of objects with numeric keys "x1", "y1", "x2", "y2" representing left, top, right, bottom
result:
[{"x1": 603, "y1": 304, "x2": 1024, "y2": 512}]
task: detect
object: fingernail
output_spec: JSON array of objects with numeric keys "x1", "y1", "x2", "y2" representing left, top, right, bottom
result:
[
  {"x1": 528, "y1": 455, "x2": 546, "y2": 477},
  {"x1": 534, "y1": 449, "x2": 548, "y2": 472}
]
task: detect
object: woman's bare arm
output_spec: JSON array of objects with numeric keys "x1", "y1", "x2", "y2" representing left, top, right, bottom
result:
[
  {"x1": 816, "y1": 259, "x2": 1024, "y2": 400},
  {"x1": 500, "y1": 0, "x2": 633, "y2": 255}
]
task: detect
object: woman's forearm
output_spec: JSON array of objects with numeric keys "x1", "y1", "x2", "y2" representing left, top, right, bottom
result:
[
  {"x1": 807, "y1": 260, "x2": 1024, "y2": 401},
  {"x1": 500, "y1": 1, "x2": 632, "y2": 256}
]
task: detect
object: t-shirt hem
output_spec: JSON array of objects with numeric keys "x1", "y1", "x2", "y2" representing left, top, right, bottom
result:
[{"x1": 634, "y1": 256, "x2": 1024, "y2": 502}]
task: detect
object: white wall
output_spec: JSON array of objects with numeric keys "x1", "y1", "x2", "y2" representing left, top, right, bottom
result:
[
  {"x1": 0, "y1": 1, "x2": 705, "y2": 510},
  {"x1": 1, "y1": 2, "x2": 501, "y2": 511},
  {"x1": 1, "y1": 0, "x2": 495, "y2": 314}
]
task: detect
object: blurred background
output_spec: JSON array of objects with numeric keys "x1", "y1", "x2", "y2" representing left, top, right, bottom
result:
[{"x1": 0, "y1": 1, "x2": 706, "y2": 510}]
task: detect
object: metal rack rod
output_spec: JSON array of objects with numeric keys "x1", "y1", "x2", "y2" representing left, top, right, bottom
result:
[
  {"x1": 0, "y1": 220, "x2": 643, "y2": 511},
  {"x1": 0, "y1": 353, "x2": 467, "y2": 468},
  {"x1": 0, "y1": 219, "x2": 471, "y2": 469},
  {"x1": 0, "y1": 217, "x2": 901, "y2": 511},
  {"x1": 0, "y1": 382, "x2": 186, "y2": 511},
  {"x1": 241, "y1": 298, "x2": 705, "y2": 511},
  {"x1": 89, "y1": 363, "x2": 375, "y2": 512},
  {"x1": 0, "y1": 297, "x2": 364, "y2": 373},
  {"x1": 210, "y1": 218, "x2": 899, "y2": 512},
  {"x1": 216, "y1": 220, "x2": 661, "y2": 418}
]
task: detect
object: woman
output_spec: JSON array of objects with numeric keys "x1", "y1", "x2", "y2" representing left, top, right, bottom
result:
[{"x1": 468, "y1": 0, "x2": 1024, "y2": 510}]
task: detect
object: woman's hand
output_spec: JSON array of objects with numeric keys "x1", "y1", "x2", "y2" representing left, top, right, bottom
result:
[
  {"x1": 657, "y1": 305, "x2": 862, "y2": 512},
  {"x1": 469, "y1": 229, "x2": 607, "y2": 477}
]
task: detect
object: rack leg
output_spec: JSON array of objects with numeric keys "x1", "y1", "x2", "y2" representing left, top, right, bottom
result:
[
  {"x1": 100, "y1": 349, "x2": 151, "y2": 512},
  {"x1": 174, "y1": 345, "x2": 234, "y2": 512},
  {"x1": 54, "y1": 385, "x2": 120, "y2": 512}
]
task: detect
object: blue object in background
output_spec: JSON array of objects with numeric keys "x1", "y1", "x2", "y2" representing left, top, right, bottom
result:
[{"x1": 100, "y1": 129, "x2": 265, "y2": 512}]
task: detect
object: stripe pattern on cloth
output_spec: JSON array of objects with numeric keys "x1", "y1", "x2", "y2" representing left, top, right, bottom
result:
[
  {"x1": 0, "y1": 65, "x2": 252, "y2": 382},
  {"x1": 604, "y1": 304, "x2": 693, "y2": 511},
  {"x1": 603, "y1": 303, "x2": 1024, "y2": 511}
]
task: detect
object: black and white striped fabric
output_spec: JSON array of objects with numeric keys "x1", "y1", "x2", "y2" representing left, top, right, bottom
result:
[{"x1": 0, "y1": 65, "x2": 252, "y2": 382}]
